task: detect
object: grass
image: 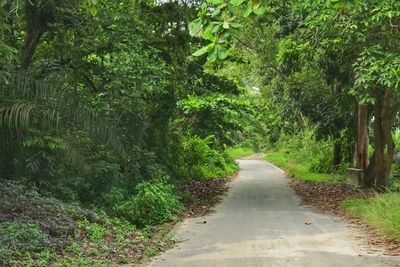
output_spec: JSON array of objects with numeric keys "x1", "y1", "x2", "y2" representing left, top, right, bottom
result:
[
  {"x1": 265, "y1": 150, "x2": 344, "y2": 183},
  {"x1": 343, "y1": 193, "x2": 400, "y2": 240},
  {"x1": 226, "y1": 146, "x2": 255, "y2": 159}
]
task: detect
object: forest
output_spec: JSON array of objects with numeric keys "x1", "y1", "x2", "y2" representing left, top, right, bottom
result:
[{"x1": 1, "y1": 0, "x2": 400, "y2": 266}]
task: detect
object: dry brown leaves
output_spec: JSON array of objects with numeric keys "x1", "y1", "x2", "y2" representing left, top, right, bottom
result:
[
  {"x1": 288, "y1": 177, "x2": 400, "y2": 256},
  {"x1": 179, "y1": 174, "x2": 237, "y2": 218}
]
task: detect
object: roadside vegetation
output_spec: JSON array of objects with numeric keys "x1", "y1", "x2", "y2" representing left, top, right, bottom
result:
[
  {"x1": 1, "y1": 0, "x2": 400, "y2": 264},
  {"x1": 0, "y1": 181, "x2": 175, "y2": 266},
  {"x1": 265, "y1": 121, "x2": 346, "y2": 183},
  {"x1": 226, "y1": 146, "x2": 255, "y2": 159},
  {"x1": 192, "y1": 0, "x2": 400, "y2": 248},
  {"x1": 0, "y1": 1, "x2": 265, "y2": 265},
  {"x1": 265, "y1": 152, "x2": 344, "y2": 183},
  {"x1": 343, "y1": 193, "x2": 400, "y2": 240}
]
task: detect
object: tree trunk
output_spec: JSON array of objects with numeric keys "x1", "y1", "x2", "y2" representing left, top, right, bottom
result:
[
  {"x1": 333, "y1": 141, "x2": 341, "y2": 168},
  {"x1": 21, "y1": 27, "x2": 44, "y2": 69},
  {"x1": 20, "y1": 0, "x2": 54, "y2": 69},
  {"x1": 364, "y1": 87, "x2": 397, "y2": 190},
  {"x1": 356, "y1": 104, "x2": 368, "y2": 171}
]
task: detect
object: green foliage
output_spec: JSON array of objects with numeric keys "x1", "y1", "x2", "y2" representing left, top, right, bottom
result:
[
  {"x1": 226, "y1": 146, "x2": 255, "y2": 159},
  {"x1": 80, "y1": 220, "x2": 106, "y2": 243},
  {"x1": 0, "y1": 222, "x2": 53, "y2": 266},
  {"x1": 190, "y1": 0, "x2": 267, "y2": 61},
  {"x1": 178, "y1": 94, "x2": 250, "y2": 147},
  {"x1": 276, "y1": 122, "x2": 328, "y2": 170},
  {"x1": 392, "y1": 129, "x2": 400, "y2": 150},
  {"x1": 267, "y1": 118, "x2": 348, "y2": 181},
  {"x1": 343, "y1": 193, "x2": 400, "y2": 239},
  {"x1": 0, "y1": 0, "x2": 251, "y2": 219},
  {"x1": 177, "y1": 136, "x2": 238, "y2": 180},
  {"x1": 116, "y1": 179, "x2": 184, "y2": 227},
  {"x1": 265, "y1": 151, "x2": 344, "y2": 183},
  {"x1": 388, "y1": 180, "x2": 400, "y2": 192},
  {"x1": 0, "y1": 180, "x2": 175, "y2": 265}
]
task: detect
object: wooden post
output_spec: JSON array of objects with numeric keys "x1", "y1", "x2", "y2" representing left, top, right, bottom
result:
[{"x1": 357, "y1": 104, "x2": 368, "y2": 171}]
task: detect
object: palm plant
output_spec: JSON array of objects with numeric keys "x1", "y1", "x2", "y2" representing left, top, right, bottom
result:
[{"x1": 0, "y1": 70, "x2": 126, "y2": 178}]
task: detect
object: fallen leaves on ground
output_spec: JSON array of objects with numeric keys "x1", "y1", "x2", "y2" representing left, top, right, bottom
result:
[
  {"x1": 179, "y1": 174, "x2": 237, "y2": 218},
  {"x1": 288, "y1": 178, "x2": 400, "y2": 256},
  {"x1": 289, "y1": 179, "x2": 375, "y2": 214}
]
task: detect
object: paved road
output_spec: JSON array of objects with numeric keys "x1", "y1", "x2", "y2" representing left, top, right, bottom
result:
[{"x1": 147, "y1": 158, "x2": 400, "y2": 267}]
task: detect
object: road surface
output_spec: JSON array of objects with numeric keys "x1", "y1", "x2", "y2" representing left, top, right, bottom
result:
[{"x1": 146, "y1": 158, "x2": 400, "y2": 267}]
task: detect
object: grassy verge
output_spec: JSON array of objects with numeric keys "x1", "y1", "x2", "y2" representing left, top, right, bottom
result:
[
  {"x1": 226, "y1": 146, "x2": 255, "y2": 159},
  {"x1": 343, "y1": 193, "x2": 400, "y2": 240},
  {"x1": 265, "y1": 150, "x2": 344, "y2": 183}
]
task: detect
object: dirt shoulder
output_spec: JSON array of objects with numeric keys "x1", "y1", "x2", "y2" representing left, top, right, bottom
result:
[
  {"x1": 179, "y1": 173, "x2": 238, "y2": 218},
  {"x1": 288, "y1": 178, "x2": 400, "y2": 256}
]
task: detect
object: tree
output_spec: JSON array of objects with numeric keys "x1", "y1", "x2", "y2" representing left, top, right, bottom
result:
[
  {"x1": 194, "y1": 0, "x2": 400, "y2": 189},
  {"x1": 306, "y1": 0, "x2": 400, "y2": 189}
]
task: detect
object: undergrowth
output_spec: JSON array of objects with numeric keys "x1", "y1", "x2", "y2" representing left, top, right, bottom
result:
[
  {"x1": 115, "y1": 179, "x2": 185, "y2": 227},
  {"x1": 265, "y1": 120, "x2": 346, "y2": 183},
  {"x1": 265, "y1": 151, "x2": 344, "y2": 183},
  {"x1": 226, "y1": 146, "x2": 255, "y2": 159},
  {"x1": 177, "y1": 136, "x2": 238, "y2": 180},
  {"x1": 343, "y1": 193, "x2": 400, "y2": 240},
  {"x1": 0, "y1": 181, "x2": 174, "y2": 266}
]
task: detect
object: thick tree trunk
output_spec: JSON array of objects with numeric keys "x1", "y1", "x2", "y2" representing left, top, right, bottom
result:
[
  {"x1": 21, "y1": 28, "x2": 44, "y2": 69},
  {"x1": 364, "y1": 87, "x2": 397, "y2": 190},
  {"x1": 20, "y1": 0, "x2": 55, "y2": 69}
]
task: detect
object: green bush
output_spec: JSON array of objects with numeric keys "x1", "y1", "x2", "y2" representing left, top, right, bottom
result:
[
  {"x1": 271, "y1": 120, "x2": 350, "y2": 175},
  {"x1": 389, "y1": 181, "x2": 400, "y2": 192},
  {"x1": 308, "y1": 141, "x2": 333, "y2": 174},
  {"x1": 115, "y1": 179, "x2": 184, "y2": 227},
  {"x1": 0, "y1": 181, "x2": 171, "y2": 265},
  {"x1": 178, "y1": 135, "x2": 238, "y2": 180},
  {"x1": 275, "y1": 124, "x2": 331, "y2": 170}
]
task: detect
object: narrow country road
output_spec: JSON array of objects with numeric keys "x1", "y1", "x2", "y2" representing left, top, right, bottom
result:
[{"x1": 147, "y1": 158, "x2": 400, "y2": 267}]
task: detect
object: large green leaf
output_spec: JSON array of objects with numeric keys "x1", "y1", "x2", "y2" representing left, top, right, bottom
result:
[
  {"x1": 216, "y1": 45, "x2": 228, "y2": 60},
  {"x1": 231, "y1": 0, "x2": 245, "y2": 7},
  {"x1": 243, "y1": 3, "x2": 253, "y2": 17},
  {"x1": 207, "y1": 0, "x2": 225, "y2": 5},
  {"x1": 253, "y1": 6, "x2": 265, "y2": 15},
  {"x1": 189, "y1": 18, "x2": 203, "y2": 35},
  {"x1": 193, "y1": 43, "x2": 215, "y2": 57},
  {"x1": 207, "y1": 46, "x2": 218, "y2": 62}
]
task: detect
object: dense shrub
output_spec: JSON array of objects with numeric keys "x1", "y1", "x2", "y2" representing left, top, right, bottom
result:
[
  {"x1": 308, "y1": 142, "x2": 334, "y2": 174},
  {"x1": 272, "y1": 121, "x2": 348, "y2": 174},
  {"x1": 115, "y1": 179, "x2": 184, "y2": 227},
  {"x1": 178, "y1": 136, "x2": 238, "y2": 180}
]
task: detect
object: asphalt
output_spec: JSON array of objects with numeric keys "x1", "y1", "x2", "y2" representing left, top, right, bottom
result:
[{"x1": 145, "y1": 157, "x2": 400, "y2": 267}]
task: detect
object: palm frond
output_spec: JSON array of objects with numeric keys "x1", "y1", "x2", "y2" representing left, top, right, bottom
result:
[
  {"x1": 0, "y1": 71, "x2": 126, "y2": 159},
  {"x1": 0, "y1": 103, "x2": 58, "y2": 134},
  {"x1": 63, "y1": 147, "x2": 90, "y2": 171}
]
